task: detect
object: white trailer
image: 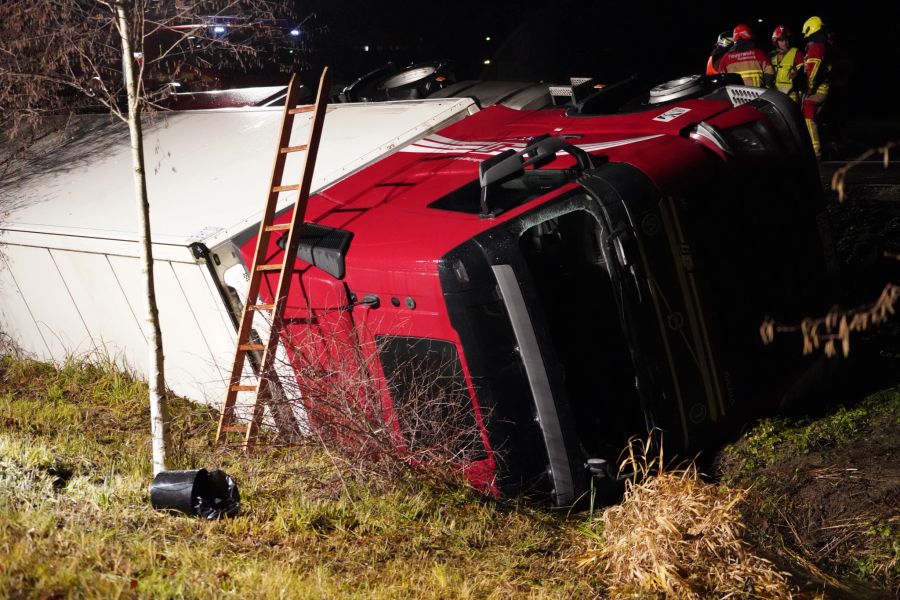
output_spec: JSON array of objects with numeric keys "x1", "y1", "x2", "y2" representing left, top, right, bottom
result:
[{"x1": 0, "y1": 98, "x2": 478, "y2": 404}]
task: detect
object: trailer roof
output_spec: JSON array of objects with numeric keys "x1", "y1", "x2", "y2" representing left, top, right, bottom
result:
[{"x1": 0, "y1": 98, "x2": 476, "y2": 250}]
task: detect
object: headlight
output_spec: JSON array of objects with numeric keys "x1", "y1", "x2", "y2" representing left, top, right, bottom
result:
[
  {"x1": 718, "y1": 121, "x2": 777, "y2": 155},
  {"x1": 689, "y1": 120, "x2": 781, "y2": 157}
]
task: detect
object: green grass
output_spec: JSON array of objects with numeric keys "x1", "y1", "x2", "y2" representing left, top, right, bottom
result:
[
  {"x1": 856, "y1": 521, "x2": 900, "y2": 583},
  {"x1": 0, "y1": 356, "x2": 598, "y2": 599},
  {"x1": 716, "y1": 386, "x2": 900, "y2": 594},
  {"x1": 718, "y1": 387, "x2": 900, "y2": 486},
  {"x1": 3, "y1": 354, "x2": 897, "y2": 598}
]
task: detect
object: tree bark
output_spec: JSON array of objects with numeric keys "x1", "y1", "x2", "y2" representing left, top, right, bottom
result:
[{"x1": 115, "y1": 0, "x2": 170, "y2": 475}]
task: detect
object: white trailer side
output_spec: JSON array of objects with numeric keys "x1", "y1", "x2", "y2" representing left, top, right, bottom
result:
[{"x1": 0, "y1": 98, "x2": 478, "y2": 404}]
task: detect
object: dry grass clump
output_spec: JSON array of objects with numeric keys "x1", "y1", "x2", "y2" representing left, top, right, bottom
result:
[{"x1": 576, "y1": 437, "x2": 795, "y2": 599}]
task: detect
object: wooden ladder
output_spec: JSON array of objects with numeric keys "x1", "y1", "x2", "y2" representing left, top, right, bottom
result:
[{"x1": 216, "y1": 67, "x2": 331, "y2": 448}]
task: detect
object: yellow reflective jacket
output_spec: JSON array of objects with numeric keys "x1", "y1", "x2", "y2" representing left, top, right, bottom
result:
[{"x1": 770, "y1": 47, "x2": 804, "y2": 93}]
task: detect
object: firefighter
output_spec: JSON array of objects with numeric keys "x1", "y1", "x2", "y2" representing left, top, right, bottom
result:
[
  {"x1": 718, "y1": 24, "x2": 774, "y2": 87},
  {"x1": 770, "y1": 25, "x2": 804, "y2": 101},
  {"x1": 801, "y1": 15, "x2": 831, "y2": 157},
  {"x1": 706, "y1": 31, "x2": 733, "y2": 75}
]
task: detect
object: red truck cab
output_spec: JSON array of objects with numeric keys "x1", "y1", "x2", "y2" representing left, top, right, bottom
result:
[{"x1": 243, "y1": 75, "x2": 832, "y2": 505}]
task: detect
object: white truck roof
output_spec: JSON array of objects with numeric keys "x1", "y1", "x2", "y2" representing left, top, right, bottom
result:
[{"x1": 0, "y1": 98, "x2": 477, "y2": 253}]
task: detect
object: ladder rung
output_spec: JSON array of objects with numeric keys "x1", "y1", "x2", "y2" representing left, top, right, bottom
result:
[
  {"x1": 289, "y1": 105, "x2": 315, "y2": 114},
  {"x1": 280, "y1": 144, "x2": 309, "y2": 154},
  {"x1": 249, "y1": 303, "x2": 275, "y2": 311},
  {"x1": 273, "y1": 184, "x2": 300, "y2": 192},
  {"x1": 230, "y1": 384, "x2": 257, "y2": 391},
  {"x1": 265, "y1": 223, "x2": 292, "y2": 232},
  {"x1": 220, "y1": 424, "x2": 248, "y2": 434},
  {"x1": 238, "y1": 344, "x2": 265, "y2": 351},
  {"x1": 256, "y1": 263, "x2": 284, "y2": 272}
]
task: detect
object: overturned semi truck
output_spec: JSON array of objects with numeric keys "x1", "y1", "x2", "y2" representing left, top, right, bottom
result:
[{"x1": 0, "y1": 74, "x2": 834, "y2": 504}]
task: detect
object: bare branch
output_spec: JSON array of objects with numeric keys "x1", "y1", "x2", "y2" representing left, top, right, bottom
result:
[
  {"x1": 1, "y1": 0, "x2": 304, "y2": 476},
  {"x1": 831, "y1": 140, "x2": 897, "y2": 203},
  {"x1": 762, "y1": 136, "x2": 899, "y2": 358},
  {"x1": 221, "y1": 315, "x2": 489, "y2": 488},
  {"x1": 761, "y1": 283, "x2": 900, "y2": 358}
]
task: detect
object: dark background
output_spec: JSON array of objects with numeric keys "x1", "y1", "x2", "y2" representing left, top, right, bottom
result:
[{"x1": 291, "y1": 1, "x2": 896, "y2": 117}]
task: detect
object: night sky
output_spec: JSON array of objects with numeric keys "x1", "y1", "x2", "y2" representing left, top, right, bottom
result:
[{"x1": 292, "y1": 0, "x2": 896, "y2": 115}]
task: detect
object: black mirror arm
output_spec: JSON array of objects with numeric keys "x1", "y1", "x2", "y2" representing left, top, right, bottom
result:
[
  {"x1": 562, "y1": 144, "x2": 595, "y2": 171},
  {"x1": 478, "y1": 135, "x2": 600, "y2": 216}
]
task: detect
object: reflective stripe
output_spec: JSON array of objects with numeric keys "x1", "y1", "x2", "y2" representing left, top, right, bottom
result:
[
  {"x1": 733, "y1": 69, "x2": 765, "y2": 87},
  {"x1": 805, "y1": 57, "x2": 830, "y2": 95},
  {"x1": 772, "y1": 47, "x2": 799, "y2": 92},
  {"x1": 401, "y1": 134, "x2": 662, "y2": 156}
]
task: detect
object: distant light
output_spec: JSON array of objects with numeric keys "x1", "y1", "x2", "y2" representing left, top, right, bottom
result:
[
  {"x1": 213, "y1": 25, "x2": 225, "y2": 33},
  {"x1": 757, "y1": 18, "x2": 763, "y2": 23},
  {"x1": 290, "y1": 29, "x2": 300, "y2": 36},
  {"x1": 483, "y1": 59, "x2": 491, "y2": 65},
  {"x1": 187, "y1": 35, "x2": 196, "y2": 40},
  {"x1": 363, "y1": 45, "x2": 370, "y2": 52},
  {"x1": 485, "y1": 36, "x2": 491, "y2": 41}
]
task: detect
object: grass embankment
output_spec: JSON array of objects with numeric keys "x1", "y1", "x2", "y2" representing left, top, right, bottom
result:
[
  {"x1": 0, "y1": 354, "x2": 895, "y2": 598},
  {"x1": 718, "y1": 388, "x2": 900, "y2": 597},
  {"x1": 0, "y1": 356, "x2": 598, "y2": 598}
]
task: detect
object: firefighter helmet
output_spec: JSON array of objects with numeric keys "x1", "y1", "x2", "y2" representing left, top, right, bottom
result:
[
  {"x1": 716, "y1": 31, "x2": 732, "y2": 48},
  {"x1": 733, "y1": 24, "x2": 753, "y2": 41},
  {"x1": 802, "y1": 16, "x2": 824, "y2": 38},
  {"x1": 772, "y1": 25, "x2": 791, "y2": 42}
]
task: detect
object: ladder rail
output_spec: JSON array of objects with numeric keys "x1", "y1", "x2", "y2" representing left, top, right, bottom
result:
[
  {"x1": 244, "y1": 67, "x2": 332, "y2": 445},
  {"x1": 216, "y1": 73, "x2": 303, "y2": 442},
  {"x1": 215, "y1": 68, "x2": 330, "y2": 446}
]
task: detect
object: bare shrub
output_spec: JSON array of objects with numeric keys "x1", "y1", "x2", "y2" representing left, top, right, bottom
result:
[
  {"x1": 575, "y1": 434, "x2": 794, "y2": 599},
  {"x1": 225, "y1": 318, "x2": 488, "y2": 490},
  {"x1": 0, "y1": 332, "x2": 22, "y2": 359}
]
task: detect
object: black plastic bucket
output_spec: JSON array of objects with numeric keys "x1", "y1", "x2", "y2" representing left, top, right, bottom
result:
[
  {"x1": 150, "y1": 469, "x2": 209, "y2": 515},
  {"x1": 150, "y1": 468, "x2": 241, "y2": 519}
]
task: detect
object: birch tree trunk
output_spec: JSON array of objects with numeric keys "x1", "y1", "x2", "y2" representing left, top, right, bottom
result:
[{"x1": 115, "y1": 0, "x2": 170, "y2": 475}]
